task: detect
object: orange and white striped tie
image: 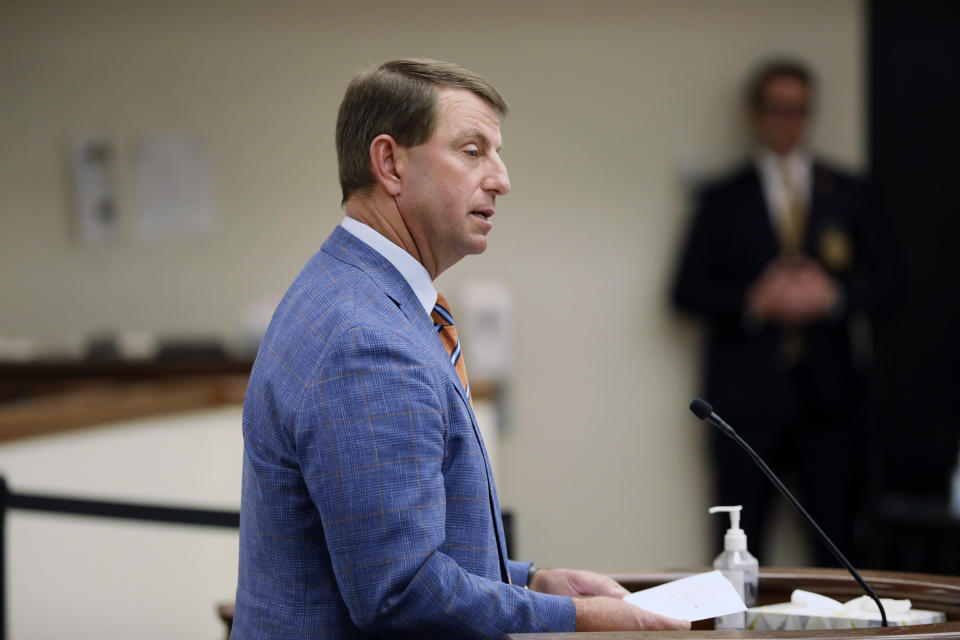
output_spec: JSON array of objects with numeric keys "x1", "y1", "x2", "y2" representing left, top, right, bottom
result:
[{"x1": 431, "y1": 294, "x2": 470, "y2": 400}]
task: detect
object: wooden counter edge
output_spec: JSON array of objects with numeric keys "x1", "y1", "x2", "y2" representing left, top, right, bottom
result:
[{"x1": 502, "y1": 620, "x2": 960, "y2": 639}]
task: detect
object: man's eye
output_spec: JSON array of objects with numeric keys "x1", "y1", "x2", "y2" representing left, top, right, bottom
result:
[{"x1": 465, "y1": 148, "x2": 480, "y2": 158}]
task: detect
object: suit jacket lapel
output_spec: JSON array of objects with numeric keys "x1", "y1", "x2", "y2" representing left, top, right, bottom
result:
[
  {"x1": 320, "y1": 226, "x2": 425, "y2": 326},
  {"x1": 805, "y1": 162, "x2": 835, "y2": 253},
  {"x1": 321, "y1": 227, "x2": 476, "y2": 412}
]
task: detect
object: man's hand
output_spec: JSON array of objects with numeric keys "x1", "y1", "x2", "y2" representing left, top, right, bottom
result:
[
  {"x1": 528, "y1": 568, "x2": 629, "y2": 598},
  {"x1": 746, "y1": 257, "x2": 839, "y2": 326},
  {"x1": 530, "y1": 569, "x2": 690, "y2": 632},
  {"x1": 573, "y1": 596, "x2": 691, "y2": 631}
]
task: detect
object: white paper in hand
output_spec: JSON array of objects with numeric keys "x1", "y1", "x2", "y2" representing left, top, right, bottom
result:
[{"x1": 623, "y1": 570, "x2": 746, "y2": 622}]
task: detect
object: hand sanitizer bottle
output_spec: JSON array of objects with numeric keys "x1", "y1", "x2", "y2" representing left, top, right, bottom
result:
[{"x1": 709, "y1": 505, "x2": 758, "y2": 630}]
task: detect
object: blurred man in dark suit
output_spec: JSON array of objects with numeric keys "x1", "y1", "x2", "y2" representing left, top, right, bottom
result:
[{"x1": 672, "y1": 60, "x2": 898, "y2": 566}]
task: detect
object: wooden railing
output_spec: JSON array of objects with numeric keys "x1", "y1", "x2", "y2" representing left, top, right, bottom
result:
[
  {"x1": 0, "y1": 358, "x2": 253, "y2": 444},
  {"x1": 0, "y1": 358, "x2": 499, "y2": 445}
]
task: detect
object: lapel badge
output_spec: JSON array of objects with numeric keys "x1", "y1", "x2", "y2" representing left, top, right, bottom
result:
[{"x1": 818, "y1": 226, "x2": 853, "y2": 271}]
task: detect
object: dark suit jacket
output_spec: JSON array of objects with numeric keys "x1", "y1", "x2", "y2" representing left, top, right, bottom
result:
[
  {"x1": 231, "y1": 227, "x2": 575, "y2": 638},
  {"x1": 671, "y1": 161, "x2": 897, "y2": 420}
]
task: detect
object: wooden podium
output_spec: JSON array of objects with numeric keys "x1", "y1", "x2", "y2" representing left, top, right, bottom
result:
[
  {"x1": 503, "y1": 567, "x2": 960, "y2": 639},
  {"x1": 218, "y1": 567, "x2": 960, "y2": 638}
]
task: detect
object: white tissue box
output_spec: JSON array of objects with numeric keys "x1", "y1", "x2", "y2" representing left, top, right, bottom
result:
[{"x1": 746, "y1": 601, "x2": 946, "y2": 630}]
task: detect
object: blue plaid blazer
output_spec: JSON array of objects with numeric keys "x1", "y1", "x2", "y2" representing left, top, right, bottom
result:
[{"x1": 231, "y1": 226, "x2": 575, "y2": 638}]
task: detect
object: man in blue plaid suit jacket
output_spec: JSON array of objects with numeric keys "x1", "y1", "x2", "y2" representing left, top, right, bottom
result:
[{"x1": 230, "y1": 59, "x2": 688, "y2": 638}]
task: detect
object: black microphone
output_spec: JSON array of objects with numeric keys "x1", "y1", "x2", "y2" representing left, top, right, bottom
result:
[{"x1": 689, "y1": 397, "x2": 888, "y2": 627}]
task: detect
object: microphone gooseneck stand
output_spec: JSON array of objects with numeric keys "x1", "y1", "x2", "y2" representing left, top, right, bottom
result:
[{"x1": 689, "y1": 397, "x2": 888, "y2": 627}]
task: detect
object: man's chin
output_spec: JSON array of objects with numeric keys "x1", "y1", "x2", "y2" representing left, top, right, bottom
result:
[{"x1": 469, "y1": 236, "x2": 488, "y2": 255}]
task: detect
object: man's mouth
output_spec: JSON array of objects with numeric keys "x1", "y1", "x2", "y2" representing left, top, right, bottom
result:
[{"x1": 470, "y1": 209, "x2": 493, "y2": 220}]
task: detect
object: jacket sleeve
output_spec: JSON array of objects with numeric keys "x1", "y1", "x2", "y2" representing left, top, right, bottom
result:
[
  {"x1": 508, "y1": 559, "x2": 534, "y2": 587},
  {"x1": 671, "y1": 189, "x2": 753, "y2": 322},
  {"x1": 295, "y1": 323, "x2": 576, "y2": 638}
]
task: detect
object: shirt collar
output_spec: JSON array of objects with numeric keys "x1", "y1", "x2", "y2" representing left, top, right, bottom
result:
[
  {"x1": 755, "y1": 146, "x2": 812, "y2": 185},
  {"x1": 339, "y1": 216, "x2": 437, "y2": 316}
]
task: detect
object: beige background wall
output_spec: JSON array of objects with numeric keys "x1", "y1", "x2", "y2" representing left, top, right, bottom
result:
[{"x1": 0, "y1": 0, "x2": 865, "y2": 635}]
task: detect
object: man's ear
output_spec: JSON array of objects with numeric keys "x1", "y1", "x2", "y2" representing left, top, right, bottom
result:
[{"x1": 369, "y1": 134, "x2": 404, "y2": 197}]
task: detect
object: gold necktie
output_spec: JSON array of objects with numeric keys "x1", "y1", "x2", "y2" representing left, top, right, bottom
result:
[
  {"x1": 778, "y1": 161, "x2": 807, "y2": 365},
  {"x1": 780, "y1": 161, "x2": 807, "y2": 255}
]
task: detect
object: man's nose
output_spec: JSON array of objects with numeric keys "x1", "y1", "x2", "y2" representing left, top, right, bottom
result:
[{"x1": 487, "y1": 156, "x2": 510, "y2": 196}]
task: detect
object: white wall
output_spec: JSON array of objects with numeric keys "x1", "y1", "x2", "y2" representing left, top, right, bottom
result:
[
  {"x1": 0, "y1": 0, "x2": 866, "y2": 633},
  {"x1": 0, "y1": 408, "x2": 243, "y2": 639}
]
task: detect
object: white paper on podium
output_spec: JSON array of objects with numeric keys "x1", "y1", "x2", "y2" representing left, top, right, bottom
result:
[{"x1": 623, "y1": 570, "x2": 746, "y2": 622}]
